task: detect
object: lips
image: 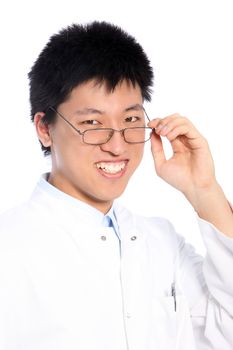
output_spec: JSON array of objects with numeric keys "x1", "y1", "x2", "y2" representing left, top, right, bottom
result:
[{"x1": 96, "y1": 161, "x2": 127, "y2": 175}]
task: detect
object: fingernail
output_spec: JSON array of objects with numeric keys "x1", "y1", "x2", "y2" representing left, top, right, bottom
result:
[{"x1": 156, "y1": 124, "x2": 163, "y2": 130}]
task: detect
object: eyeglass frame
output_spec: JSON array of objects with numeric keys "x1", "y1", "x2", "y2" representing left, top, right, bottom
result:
[{"x1": 48, "y1": 106, "x2": 153, "y2": 145}]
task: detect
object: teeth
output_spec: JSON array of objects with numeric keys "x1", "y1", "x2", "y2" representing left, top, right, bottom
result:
[{"x1": 96, "y1": 162, "x2": 126, "y2": 174}]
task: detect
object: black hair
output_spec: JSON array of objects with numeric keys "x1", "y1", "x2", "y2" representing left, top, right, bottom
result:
[{"x1": 28, "y1": 21, "x2": 154, "y2": 155}]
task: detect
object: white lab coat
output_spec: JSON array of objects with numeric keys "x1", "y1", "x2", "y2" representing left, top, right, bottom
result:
[{"x1": 0, "y1": 178, "x2": 233, "y2": 350}]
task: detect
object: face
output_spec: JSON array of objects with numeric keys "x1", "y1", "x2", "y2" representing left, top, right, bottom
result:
[{"x1": 36, "y1": 80, "x2": 146, "y2": 213}]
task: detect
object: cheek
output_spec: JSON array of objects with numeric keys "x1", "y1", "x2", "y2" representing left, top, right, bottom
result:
[
  {"x1": 51, "y1": 134, "x2": 82, "y2": 168},
  {"x1": 132, "y1": 145, "x2": 145, "y2": 163},
  {"x1": 57, "y1": 144, "x2": 98, "y2": 175},
  {"x1": 126, "y1": 145, "x2": 144, "y2": 175}
]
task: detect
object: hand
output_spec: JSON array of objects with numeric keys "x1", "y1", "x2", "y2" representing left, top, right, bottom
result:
[
  {"x1": 148, "y1": 113, "x2": 233, "y2": 237},
  {"x1": 148, "y1": 114, "x2": 216, "y2": 198}
]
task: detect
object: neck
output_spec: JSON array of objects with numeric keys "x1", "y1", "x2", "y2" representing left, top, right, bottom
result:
[{"x1": 47, "y1": 173, "x2": 113, "y2": 214}]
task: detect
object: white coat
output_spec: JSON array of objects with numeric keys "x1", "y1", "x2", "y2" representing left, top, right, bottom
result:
[{"x1": 0, "y1": 176, "x2": 233, "y2": 350}]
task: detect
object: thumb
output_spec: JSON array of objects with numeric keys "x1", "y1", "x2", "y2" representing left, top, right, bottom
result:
[{"x1": 150, "y1": 131, "x2": 166, "y2": 173}]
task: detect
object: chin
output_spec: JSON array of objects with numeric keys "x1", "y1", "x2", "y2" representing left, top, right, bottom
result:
[{"x1": 96, "y1": 189, "x2": 126, "y2": 203}]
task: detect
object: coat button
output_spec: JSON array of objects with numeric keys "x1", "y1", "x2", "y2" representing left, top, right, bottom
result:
[
  {"x1": 130, "y1": 236, "x2": 137, "y2": 241},
  {"x1": 101, "y1": 235, "x2": 107, "y2": 241}
]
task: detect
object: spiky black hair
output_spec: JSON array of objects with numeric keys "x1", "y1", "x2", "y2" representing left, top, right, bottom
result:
[{"x1": 28, "y1": 21, "x2": 154, "y2": 155}]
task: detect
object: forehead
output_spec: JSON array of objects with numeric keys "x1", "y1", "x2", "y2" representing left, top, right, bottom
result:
[{"x1": 62, "y1": 79, "x2": 143, "y2": 112}]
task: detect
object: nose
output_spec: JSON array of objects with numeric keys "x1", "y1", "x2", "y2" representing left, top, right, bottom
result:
[{"x1": 100, "y1": 129, "x2": 127, "y2": 155}]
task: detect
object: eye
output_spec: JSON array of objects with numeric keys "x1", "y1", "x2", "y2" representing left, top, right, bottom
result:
[
  {"x1": 81, "y1": 119, "x2": 100, "y2": 126},
  {"x1": 125, "y1": 116, "x2": 141, "y2": 123}
]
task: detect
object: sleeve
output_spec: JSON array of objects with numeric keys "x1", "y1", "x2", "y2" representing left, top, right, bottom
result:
[{"x1": 177, "y1": 217, "x2": 233, "y2": 350}]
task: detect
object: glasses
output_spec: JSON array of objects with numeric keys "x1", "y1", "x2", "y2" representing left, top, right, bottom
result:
[{"x1": 49, "y1": 106, "x2": 153, "y2": 145}]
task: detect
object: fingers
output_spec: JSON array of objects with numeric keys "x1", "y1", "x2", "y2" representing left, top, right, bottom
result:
[{"x1": 148, "y1": 114, "x2": 201, "y2": 142}]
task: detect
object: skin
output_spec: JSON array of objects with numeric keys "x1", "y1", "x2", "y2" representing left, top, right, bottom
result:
[
  {"x1": 35, "y1": 79, "x2": 233, "y2": 237},
  {"x1": 35, "y1": 80, "x2": 145, "y2": 213},
  {"x1": 148, "y1": 115, "x2": 233, "y2": 237}
]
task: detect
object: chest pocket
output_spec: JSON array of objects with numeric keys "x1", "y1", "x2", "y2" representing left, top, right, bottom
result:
[{"x1": 152, "y1": 296, "x2": 196, "y2": 350}]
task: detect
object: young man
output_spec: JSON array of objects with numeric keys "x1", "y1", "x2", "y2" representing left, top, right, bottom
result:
[{"x1": 0, "y1": 21, "x2": 232, "y2": 350}]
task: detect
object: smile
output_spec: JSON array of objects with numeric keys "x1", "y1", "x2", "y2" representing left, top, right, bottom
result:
[{"x1": 96, "y1": 161, "x2": 127, "y2": 174}]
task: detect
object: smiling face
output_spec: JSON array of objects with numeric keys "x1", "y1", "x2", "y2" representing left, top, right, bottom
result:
[{"x1": 36, "y1": 79, "x2": 146, "y2": 213}]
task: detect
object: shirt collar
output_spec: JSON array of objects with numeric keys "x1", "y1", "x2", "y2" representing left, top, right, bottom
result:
[{"x1": 38, "y1": 173, "x2": 119, "y2": 235}]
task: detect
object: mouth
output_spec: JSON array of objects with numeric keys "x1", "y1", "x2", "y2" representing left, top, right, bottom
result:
[{"x1": 96, "y1": 160, "x2": 128, "y2": 177}]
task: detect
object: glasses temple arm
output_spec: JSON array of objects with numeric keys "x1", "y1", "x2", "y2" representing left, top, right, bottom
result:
[
  {"x1": 49, "y1": 106, "x2": 83, "y2": 136},
  {"x1": 143, "y1": 108, "x2": 151, "y2": 122}
]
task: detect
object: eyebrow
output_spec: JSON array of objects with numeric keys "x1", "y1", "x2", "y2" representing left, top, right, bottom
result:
[
  {"x1": 124, "y1": 104, "x2": 144, "y2": 112},
  {"x1": 74, "y1": 108, "x2": 103, "y2": 116},
  {"x1": 74, "y1": 104, "x2": 144, "y2": 116}
]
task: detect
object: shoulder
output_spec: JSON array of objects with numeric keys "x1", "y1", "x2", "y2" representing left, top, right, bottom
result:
[
  {"x1": 0, "y1": 199, "x2": 45, "y2": 254},
  {"x1": 0, "y1": 202, "x2": 29, "y2": 240},
  {"x1": 0, "y1": 202, "x2": 30, "y2": 230}
]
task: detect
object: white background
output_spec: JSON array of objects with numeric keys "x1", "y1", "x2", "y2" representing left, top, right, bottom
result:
[{"x1": 0, "y1": 0, "x2": 232, "y2": 254}]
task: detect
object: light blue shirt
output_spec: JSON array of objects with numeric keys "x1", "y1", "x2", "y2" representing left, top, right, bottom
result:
[{"x1": 39, "y1": 174, "x2": 120, "y2": 240}]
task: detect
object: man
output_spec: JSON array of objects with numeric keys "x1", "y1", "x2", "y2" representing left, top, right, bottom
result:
[{"x1": 0, "y1": 21, "x2": 232, "y2": 350}]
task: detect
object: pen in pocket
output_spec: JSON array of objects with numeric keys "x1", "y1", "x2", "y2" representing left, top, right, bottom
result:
[{"x1": 171, "y1": 282, "x2": 177, "y2": 312}]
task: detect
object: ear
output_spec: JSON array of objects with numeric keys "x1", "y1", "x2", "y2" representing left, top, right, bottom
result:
[{"x1": 34, "y1": 112, "x2": 52, "y2": 147}]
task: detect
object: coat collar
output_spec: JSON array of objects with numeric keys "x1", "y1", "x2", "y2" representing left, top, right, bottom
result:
[{"x1": 31, "y1": 173, "x2": 120, "y2": 235}]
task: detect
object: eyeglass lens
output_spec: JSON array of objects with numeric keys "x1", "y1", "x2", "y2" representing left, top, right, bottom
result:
[{"x1": 83, "y1": 127, "x2": 152, "y2": 145}]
